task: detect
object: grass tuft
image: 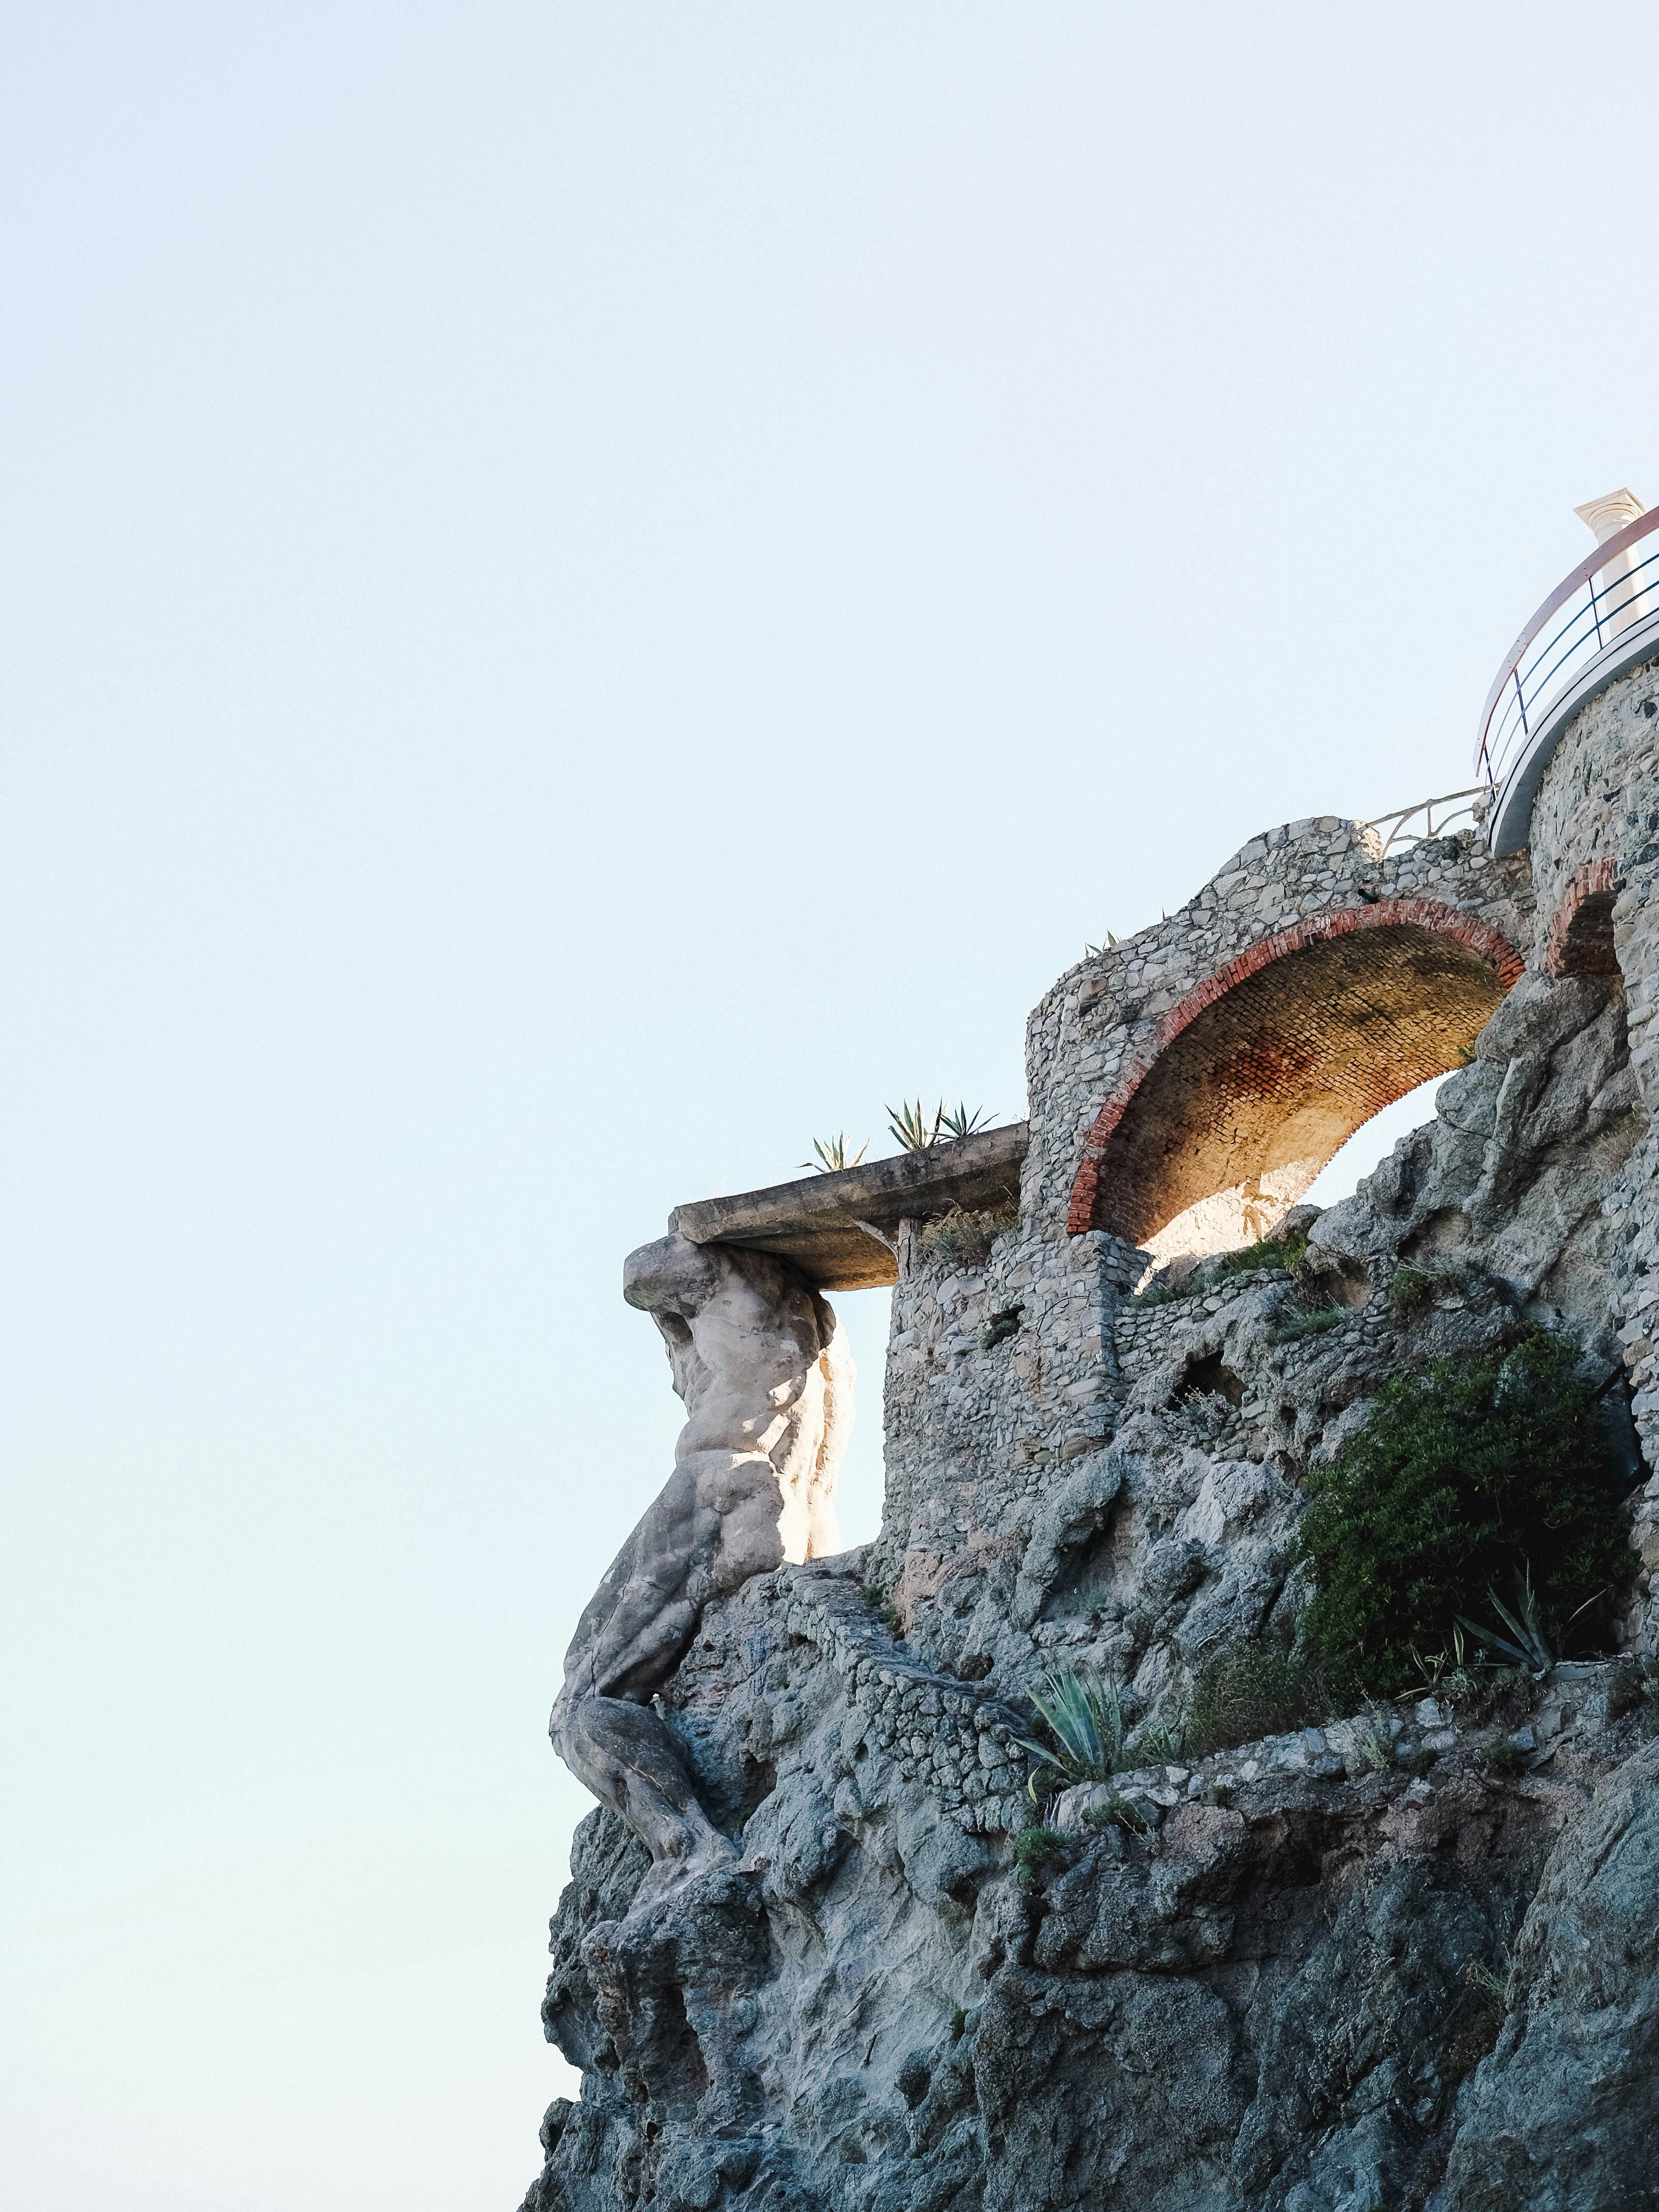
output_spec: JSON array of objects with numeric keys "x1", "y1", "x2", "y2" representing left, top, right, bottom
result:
[
  {"x1": 1390, "y1": 1262, "x2": 1471, "y2": 1322},
  {"x1": 1276, "y1": 1307, "x2": 1345, "y2": 1343},
  {"x1": 1082, "y1": 1793, "x2": 1151, "y2": 1836},
  {"x1": 920, "y1": 1203, "x2": 1018, "y2": 1271},
  {"x1": 1209, "y1": 1228, "x2": 1310, "y2": 1281},
  {"x1": 1174, "y1": 1643, "x2": 1336, "y2": 1760}
]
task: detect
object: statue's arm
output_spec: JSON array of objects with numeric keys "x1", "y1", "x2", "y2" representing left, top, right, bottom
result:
[{"x1": 560, "y1": 1462, "x2": 719, "y2": 1705}]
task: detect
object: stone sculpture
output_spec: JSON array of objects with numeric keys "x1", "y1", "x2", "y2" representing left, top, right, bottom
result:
[{"x1": 549, "y1": 1231, "x2": 850, "y2": 1892}]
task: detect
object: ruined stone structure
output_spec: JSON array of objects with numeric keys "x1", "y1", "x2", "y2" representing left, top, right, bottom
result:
[{"x1": 518, "y1": 505, "x2": 1659, "y2": 2212}]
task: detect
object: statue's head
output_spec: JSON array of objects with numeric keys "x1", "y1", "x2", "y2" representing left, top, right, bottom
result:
[{"x1": 622, "y1": 1231, "x2": 723, "y2": 1318}]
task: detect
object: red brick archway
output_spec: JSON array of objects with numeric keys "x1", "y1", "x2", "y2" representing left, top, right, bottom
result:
[
  {"x1": 1067, "y1": 899, "x2": 1524, "y2": 1251},
  {"x1": 1543, "y1": 860, "x2": 1617, "y2": 978}
]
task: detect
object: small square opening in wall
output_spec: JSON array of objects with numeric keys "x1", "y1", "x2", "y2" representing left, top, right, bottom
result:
[{"x1": 981, "y1": 1306, "x2": 1023, "y2": 1350}]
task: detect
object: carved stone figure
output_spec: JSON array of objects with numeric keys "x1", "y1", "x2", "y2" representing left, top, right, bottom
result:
[{"x1": 549, "y1": 1231, "x2": 850, "y2": 1891}]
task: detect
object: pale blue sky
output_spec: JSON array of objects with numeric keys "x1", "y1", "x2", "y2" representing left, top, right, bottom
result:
[{"x1": 4, "y1": 7, "x2": 1655, "y2": 2206}]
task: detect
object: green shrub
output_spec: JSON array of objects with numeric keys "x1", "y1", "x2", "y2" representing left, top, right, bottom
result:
[
  {"x1": 862, "y1": 1582, "x2": 903, "y2": 1637},
  {"x1": 1014, "y1": 1824, "x2": 1067, "y2": 1887},
  {"x1": 1480, "y1": 1737, "x2": 1531, "y2": 1777},
  {"x1": 1349, "y1": 1708, "x2": 1394, "y2": 1773},
  {"x1": 1082, "y1": 1792, "x2": 1151, "y2": 1835},
  {"x1": 980, "y1": 1304, "x2": 1024, "y2": 1350},
  {"x1": 1295, "y1": 1332, "x2": 1637, "y2": 1697},
  {"x1": 1211, "y1": 1228, "x2": 1309, "y2": 1282},
  {"x1": 1390, "y1": 1262, "x2": 1471, "y2": 1323},
  {"x1": 1169, "y1": 1389, "x2": 1236, "y2": 1441},
  {"x1": 1136, "y1": 1227, "x2": 1310, "y2": 1307}
]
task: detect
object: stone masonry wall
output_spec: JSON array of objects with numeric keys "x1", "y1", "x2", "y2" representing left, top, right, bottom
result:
[
  {"x1": 875, "y1": 815, "x2": 1534, "y2": 1621},
  {"x1": 876, "y1": 1219, "x2": 1139, "y2": 1601}
]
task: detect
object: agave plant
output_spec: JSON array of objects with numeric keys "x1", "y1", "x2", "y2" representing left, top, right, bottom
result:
[
  {"x1": 800, "y1": 1133, "x2": 868, "y2": 1174},
  {"x1": 886, "y1": 1099, "x2": 996, "y2": 1151},
  {"x1": 938, "y1": 1101, "x2": 996, "y2": 1141},
  {"x1": 886, "y1": 1098, "x2": 944, "y2": 1152},
  {"x1": 1456, "y1": 1564, "x2": 1600, "y2": 1680},
  {"x1": 1013, "y1": 1669, "x2": 1127, "y2": 1800}
]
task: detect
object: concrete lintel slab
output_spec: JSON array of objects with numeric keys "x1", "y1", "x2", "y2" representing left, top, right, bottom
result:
[{"x1": 670, "y1": 1122, "x2": 1029, "y2": 1290}]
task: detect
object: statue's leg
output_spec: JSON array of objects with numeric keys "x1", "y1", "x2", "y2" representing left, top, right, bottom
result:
[{"x1": 551, "y1": 1684, "x2": 735, "y2": 1890}]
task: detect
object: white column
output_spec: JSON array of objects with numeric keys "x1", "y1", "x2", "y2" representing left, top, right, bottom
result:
[{"x1": 1575, "y1": 487, "x2": 1651, "y2": 641}]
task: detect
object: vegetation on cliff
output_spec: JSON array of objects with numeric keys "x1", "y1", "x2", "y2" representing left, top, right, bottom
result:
[{"x1": 1296, "y1": 1331, "x2": 1638, "y2": 1696}]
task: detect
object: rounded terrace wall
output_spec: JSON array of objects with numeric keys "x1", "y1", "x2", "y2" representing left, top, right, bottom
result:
[{"x1": 1528, "y1": 652, "x2": 1659, "y2": 1512}]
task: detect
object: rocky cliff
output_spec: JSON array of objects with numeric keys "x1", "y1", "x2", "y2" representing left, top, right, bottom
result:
[
  {"x1": 518, "y1": 690, "x2": 1659, "y2": 2211},
  {"x1": 524, "y1": 1636, "x2": 1658, "y2": 2211}
]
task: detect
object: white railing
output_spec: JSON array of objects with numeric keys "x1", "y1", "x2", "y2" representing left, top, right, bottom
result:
[
  {"x1": 1361, "y1": 789, "x2": 1485, "y2": 856},
  {"x1": 1477, "y1": 503, "x2": 1659, "y2": 790}
]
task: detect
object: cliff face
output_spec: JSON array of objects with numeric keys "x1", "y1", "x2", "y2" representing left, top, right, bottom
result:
[
  {"x1": 521, "y1": 1574, "x2": 1656, "y2": 2212},
  {"x1": 521, "y1": 664, "x2": 1659, "y2": 2212},
  {"x1": 518, "y1": 949, "x2": 1659, "y2": 2211}
]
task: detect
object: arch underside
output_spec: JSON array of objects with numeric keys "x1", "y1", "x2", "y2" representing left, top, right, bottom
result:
[{"x1": 1089, "y1": 922, "x2": 1510, "y2": 1260}]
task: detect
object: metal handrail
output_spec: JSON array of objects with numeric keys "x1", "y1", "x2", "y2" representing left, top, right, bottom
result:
[
  {"x1": 1361, "y1": 789, "x2": 1485, "y2": 855},
  {"x1": 1476, "y1": 505, "x2": 1659, "y2": 788},
  {"x1": 1482, "y1": 542, "x2": 1659, "y2": 771}
]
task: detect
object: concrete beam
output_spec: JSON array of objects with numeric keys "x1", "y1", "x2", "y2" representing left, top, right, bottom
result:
[{"x1": 670, "y1": 1121, "x2": 1028, "y2": 1291}]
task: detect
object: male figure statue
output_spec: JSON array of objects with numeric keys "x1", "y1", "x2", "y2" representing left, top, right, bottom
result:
[{"x1": 550, "y1": 1231, "x2": 851, "y2": 1893}]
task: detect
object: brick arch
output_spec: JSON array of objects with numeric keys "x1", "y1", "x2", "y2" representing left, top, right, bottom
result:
[
  {"x1": 1543, "y1": 859, "x2": 1618, "y2": 977},
  {"x1": 1067, "y1": 899, "x2": 1524, "y2": 1251}
]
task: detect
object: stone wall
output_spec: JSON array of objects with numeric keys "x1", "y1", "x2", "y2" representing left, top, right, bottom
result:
[
  {"x1": 875, "y1": 1221, "x2": 1135, "y2": 1597},
  {"x1": 874, "y1": 813, "x2": 1535, "y2": 1638}
]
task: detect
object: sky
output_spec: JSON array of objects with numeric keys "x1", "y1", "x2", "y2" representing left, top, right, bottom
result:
[{"x1": 4, "y1": 6, "x2": 1657, "y2": 2206}]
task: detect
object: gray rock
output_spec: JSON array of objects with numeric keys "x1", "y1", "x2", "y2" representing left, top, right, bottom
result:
[{"x1": 1442, "y1": 1737, "x2": 1659, "y2": 2211}]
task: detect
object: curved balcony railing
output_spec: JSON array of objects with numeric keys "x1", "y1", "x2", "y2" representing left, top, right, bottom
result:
[
  {"x1": 1362, "y1": 788, "x2": 1485, "y2": 856},
  {"x1": 1476, "y1": 504, "x2": 1659, "y2": 791}
]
